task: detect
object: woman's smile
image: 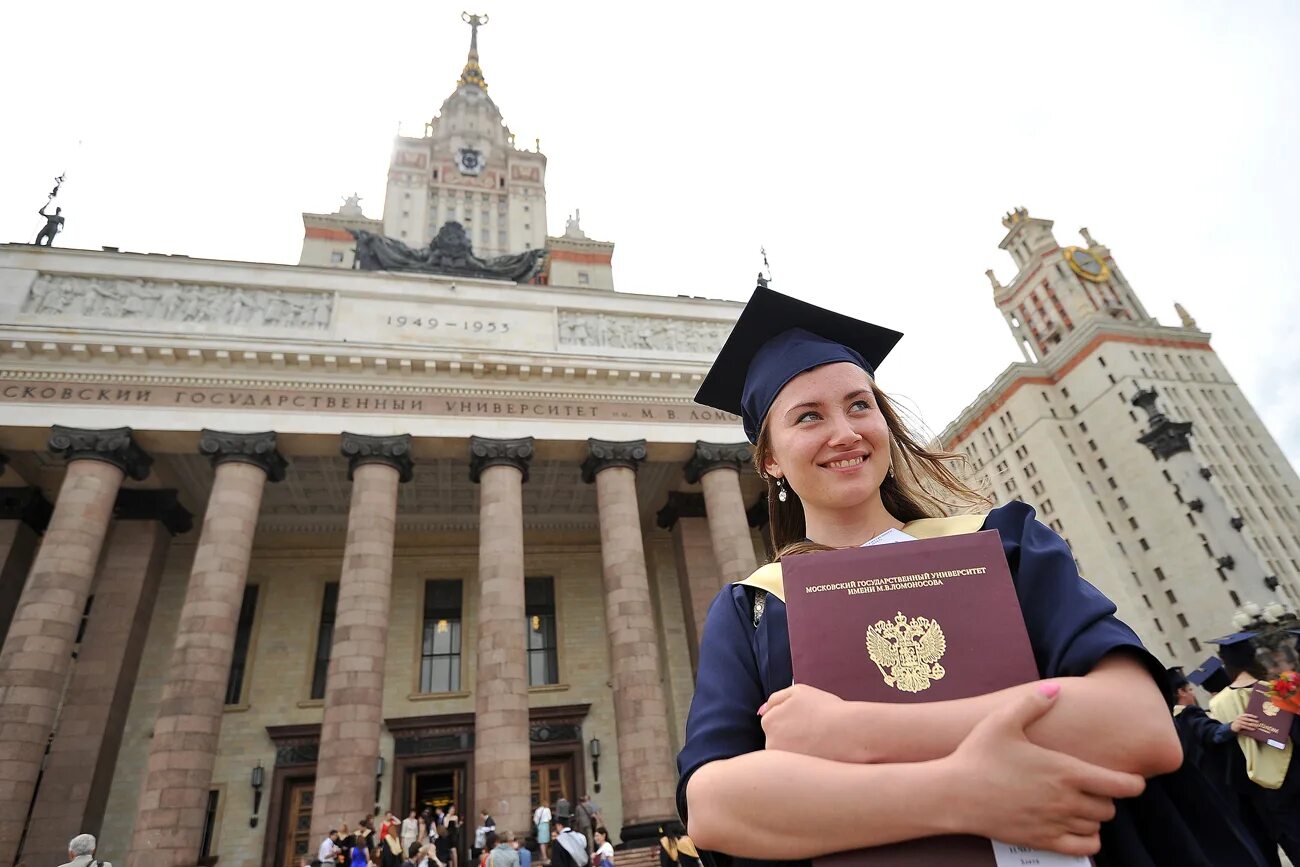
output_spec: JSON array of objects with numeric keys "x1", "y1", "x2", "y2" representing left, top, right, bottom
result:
[{"x1": 821, "y1": 452, "x2": 869, "y2": 472}]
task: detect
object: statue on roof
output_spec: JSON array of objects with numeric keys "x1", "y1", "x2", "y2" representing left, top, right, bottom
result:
[{"x1": 350, "y1": 222, "x2": 546, "y2": 282}]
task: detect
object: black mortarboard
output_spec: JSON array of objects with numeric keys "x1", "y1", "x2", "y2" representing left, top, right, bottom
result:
[
  {"x1": 1210, "y1": 631, "x2": 1259, "y2": 670},
  {"x1": 694, "y1": 285, "x2": 904, "y2": 443},
  {"x1": 1187, "y1": 656, "x2": 1230, "y2": 693}
]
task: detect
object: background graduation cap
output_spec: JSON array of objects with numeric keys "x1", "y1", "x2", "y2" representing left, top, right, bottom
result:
[
  {"x1": 694, "y1": 285, "x2": 903, "y2": 443},
  {"x1": 1187, "y1": 656, "x2": 1231, "y2": 694},
  {"x1": 1209, "y1": 631, "x2": 1259, "y2": 671}
]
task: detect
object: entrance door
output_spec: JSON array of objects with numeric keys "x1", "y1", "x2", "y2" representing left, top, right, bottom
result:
[
  {"x1": 409, "y1": 766, "x2": 464, "y2": 816},
  {"x1": 408, "y1": 764, "x2": 468, "y2": 866},
  {"x1": 279, "y1": 779, "x2": 315, "y2": 867},
  {"x1": 530, "y1": 759, "x2": 572, "y2": 812}
]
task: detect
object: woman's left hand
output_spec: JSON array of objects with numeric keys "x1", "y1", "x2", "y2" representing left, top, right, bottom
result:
[{"x1": 759, "y1": 684, "x2": 866, "y2": 762}]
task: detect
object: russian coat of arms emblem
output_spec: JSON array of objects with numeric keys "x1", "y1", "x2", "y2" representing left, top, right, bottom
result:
[{"x1": 866, "y1": 611, "x2": 947, "y2": 693}]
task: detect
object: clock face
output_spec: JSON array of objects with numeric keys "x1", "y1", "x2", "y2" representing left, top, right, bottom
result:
[
  {"x1": 1074, "y1": 250, "x2": 1102, "y2": 275},
  {"x1": 457, "y1": 147, "x2": 484, "y2": 176},
  {"x1": 1065, "y1": 247, "x2": 1110, "y2": 282}
]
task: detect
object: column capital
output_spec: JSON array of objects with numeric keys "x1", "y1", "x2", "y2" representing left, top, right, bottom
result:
[
  {"x1": 48, "y1": 426, "x2": 152, "y2": 481},
  {"x1": 0, "y1": 486, "x2": 54, "y2": 533},
  {"x1": 655, "y1": 491, "x2": 707, "y2": 530},
  {"x1": 469, "y1": 436, "x2": 534, "y2": 483},
  {"x1": 341, "y1": 432, "x2": 414, "y2": 483},
  {"x1": 581, "y1": 438, "x2": 646, "y2": 484},
  {"x1": 113, "y1": 489, "x2": 194, "y2": 535},
  {"x1": 198, "y1": 429, "x2": 288, "y2": 482},
  {"x1": 684, "y1": 441, "x2": 752, "y2": 484}
]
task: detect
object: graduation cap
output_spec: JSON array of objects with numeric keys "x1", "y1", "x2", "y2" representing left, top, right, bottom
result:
[
  {"x1": 694, "y1": 285, "x2": 904, "y2": 444},
  {"x1": 1209, "y1": 631, "x2": 1259, "y2": 670},
  {"x1": 1187, "y1": 656, "x2": 1230, "y2": 694}
]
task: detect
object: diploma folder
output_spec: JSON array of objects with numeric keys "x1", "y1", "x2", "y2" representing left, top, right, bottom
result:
[
  {"x1": 1245, "y1": 684, "x2": 1294, "y2": 750},
  {"x1": 782, "y1": 529, "x2": 1089, "y2": 867}
]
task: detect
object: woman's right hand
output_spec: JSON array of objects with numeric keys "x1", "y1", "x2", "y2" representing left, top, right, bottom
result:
[
  {"x1": 1230, "y1": 712, "x2": 1260, "y2": 733},
  {"x1": 941, "y1": 683, "x2": 1147, "y2": 857}
]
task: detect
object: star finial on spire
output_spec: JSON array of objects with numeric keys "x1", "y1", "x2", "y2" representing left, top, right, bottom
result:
[{"x1": 458, "y1": 12, "x2": 490, "y2": 90}]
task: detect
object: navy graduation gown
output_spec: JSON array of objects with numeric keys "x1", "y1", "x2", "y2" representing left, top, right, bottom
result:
[{"x1": 676, "y1": 502, "x2": 1268, "y2": 867}]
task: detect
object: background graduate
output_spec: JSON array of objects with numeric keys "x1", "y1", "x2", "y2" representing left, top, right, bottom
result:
[
  {"x1": 1207, "y1": 632, "x2": 1300, "y2": 863},
  {"x1": 675, "y1": 284, "x2": 1263, "y2": 866}
]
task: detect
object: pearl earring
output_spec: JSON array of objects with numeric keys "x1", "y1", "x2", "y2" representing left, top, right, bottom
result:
[{"x1": 776, "y1": 477, "x2": 788, "y2": 503}]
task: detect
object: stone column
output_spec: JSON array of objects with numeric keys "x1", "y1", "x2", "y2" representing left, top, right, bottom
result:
[
  {"x1": 26, "y1": 492, "x2": 192, "y2": 867},
  {"x1": 655, "y1": 492, "x2": 721, "y2": 671},
  {"x1": 128, "y1": 431, "x2": 285, "y2": 867},
  {"x1": 0, "y1": 427, "x2": 151, "y2": 867},
  {"x1": 311, "y1": 433, "x2": 412, "y2": 843},
  {"x1": 468, "y1": 436, "x2": 533, "y2": 836},
  {"x1": 581, "y1": 440, "x2": 678, "y2": 846},
  {"x1": 685, "y1": 442, "x2": 758, "y2": 584},
  {"x1": 0, "y1": 486, "x2": 53, "y2": 649}
]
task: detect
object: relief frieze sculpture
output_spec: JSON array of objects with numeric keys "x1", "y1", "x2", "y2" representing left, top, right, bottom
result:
[
  {"x1": 556, "y1": 310, "x2": 730, "y2": 354},
  {"x1": 21, "y1": 274, "x2": 334, "y2": 330}
]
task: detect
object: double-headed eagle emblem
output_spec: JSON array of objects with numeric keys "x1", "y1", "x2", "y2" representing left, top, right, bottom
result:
[{"x1": 866, "y1": 611, "x2": 947, "y2": 693}]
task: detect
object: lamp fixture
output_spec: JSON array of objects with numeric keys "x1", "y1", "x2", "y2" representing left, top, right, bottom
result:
[
  {"x1": 589, "y1": 737, "x2": 602, "y2": 794},
  {"x1": 250, "y1": 761, "x2": 265, "y2": 828}
]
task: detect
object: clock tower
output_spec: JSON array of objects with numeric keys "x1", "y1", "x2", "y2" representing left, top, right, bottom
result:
[
  {"x1": 988, "y1": 207, "x2": 1152, "y2": 362},
  {"x1": 381, "y1": 13, "x2": 548, "y2": 257}
]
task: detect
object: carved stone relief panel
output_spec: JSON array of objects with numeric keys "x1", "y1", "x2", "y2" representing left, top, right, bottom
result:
[
  {"x1": 21, "y1": 274, "x2": 334, "y2": 331},
  {"x1": 557, "y1": 310, "x2": 730, "y2": 355}
]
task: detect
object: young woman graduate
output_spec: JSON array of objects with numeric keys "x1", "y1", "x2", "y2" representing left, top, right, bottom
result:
[{"x1": 675, "y1": 285, "x2": 1267, "y2": 866}]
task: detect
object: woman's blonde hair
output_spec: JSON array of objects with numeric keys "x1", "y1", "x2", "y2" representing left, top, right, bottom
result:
[{"x1": 755, "y1": 381, "x2": 988, "y2": 559}]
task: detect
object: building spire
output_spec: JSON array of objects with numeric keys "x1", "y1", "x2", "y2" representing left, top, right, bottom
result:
[{"x1": 458, "y1": 12, "x2": 490, "y2": 90}]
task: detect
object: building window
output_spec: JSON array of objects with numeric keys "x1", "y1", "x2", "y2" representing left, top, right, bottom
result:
[
  {"x1": 526, "y1": 576, "x2": 559, "y2": 686},
  {"x1": 1129, "y1": 517, "x2": 1140, "y2": 529},
  {"x1": 1118, "y1": 496, "x2": 1129, "y2": 510},
  {"x1": 420, "y1": 580, "x2": 463, "y2": 693},
  {"x1": 330, "y1": 250, "x2": 345, "y2": 264},
  {"x1": 225, "y1": 585, "x2": 259, "y2": 706},
  {"x1": 1177, "y1": 613, "x2": 1189, "y2": 628},
  {"x1": 1189, "y1": 637, "x2": 1201, "y2": 652},
  {"x1": 1154, "y1": 566, "x2": 1166, "y2": 582},
  {"x1": 577, "y1": 271, "x2": 590, "y2": 285},
  {"x1": 200, "y1": 790, "x2": 220, "y2": 859},
  {"x1": 1166, "y1": 589, "x2": 1178, "y2": 604},
  {"x1": 310, "y1": 582, "x2": 339, "y2": 700},
  {"x1": 1042, "y1": 499, "x2": 1054, "y2": 515},
  {"x1": 1139, "y1": 537, "x2": 1150, "y2": 551}
]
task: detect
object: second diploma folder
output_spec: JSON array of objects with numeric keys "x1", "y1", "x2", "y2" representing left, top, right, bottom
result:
[{"x1": 781, "y1": 529, "x2": 1090, "y2": 867}]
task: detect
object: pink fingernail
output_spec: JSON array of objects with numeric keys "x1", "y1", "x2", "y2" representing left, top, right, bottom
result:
[
  {"x1": 757, "y1": 702, "x2": 768, "y2": 716},
  {"x1": 1038, "y1": 682, "x2": 1061, "y2": 699}
]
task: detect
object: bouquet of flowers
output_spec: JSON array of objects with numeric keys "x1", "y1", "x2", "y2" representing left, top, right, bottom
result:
[{"x1": 1266, "y1": 671, "x2": 1300, "y2": 714}]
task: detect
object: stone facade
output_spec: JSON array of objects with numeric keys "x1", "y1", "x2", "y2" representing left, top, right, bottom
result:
[
  {"x1": 0, "y1": 235, "x2": 758, "y2": 867},
  {"x1": 944, "y1": 212, "x2": 1300, "y2": 669}
]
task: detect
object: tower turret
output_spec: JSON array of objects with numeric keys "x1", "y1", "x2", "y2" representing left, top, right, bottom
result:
[{"x1": 988, "y1": 211, "x2": 1153, "y2": 361}]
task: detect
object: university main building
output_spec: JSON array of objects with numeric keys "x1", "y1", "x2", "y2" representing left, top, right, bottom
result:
[{"x1": 2, "y1": 16, "x2": 1299, "y2": 867}]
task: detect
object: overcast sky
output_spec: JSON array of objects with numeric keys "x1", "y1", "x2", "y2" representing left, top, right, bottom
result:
[{"x1": 3, "y1": 1, "x2": 1298, "y2": 465}]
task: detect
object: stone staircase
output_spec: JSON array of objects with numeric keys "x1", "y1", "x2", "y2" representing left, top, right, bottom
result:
[{"x1": 612, "y1": 843, "x2": 661, "y2": 867}]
